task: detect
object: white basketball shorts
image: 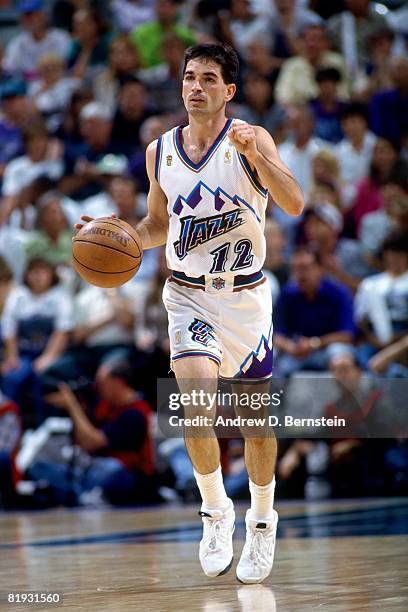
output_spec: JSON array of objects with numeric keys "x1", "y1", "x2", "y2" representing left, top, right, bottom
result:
[{"x1": 162, "y1": 274, "x2": 273, "y2": 381}]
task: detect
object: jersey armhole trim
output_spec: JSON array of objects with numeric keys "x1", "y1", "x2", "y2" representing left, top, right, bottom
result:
[
  {"x1": 238, "y1": 153, "x2": 268, "y2": 198},
  {"x1": 155, "y1": 135, "x2": 163, "y2": 183}
]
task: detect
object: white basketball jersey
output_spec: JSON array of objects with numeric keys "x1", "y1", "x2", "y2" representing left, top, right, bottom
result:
[{"x1": 156, "y1": 118, "x2": 268, "y2": 279}]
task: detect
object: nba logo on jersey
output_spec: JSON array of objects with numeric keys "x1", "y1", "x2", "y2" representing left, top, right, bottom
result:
[
  {"x1": 224, "y1": 149, "x2": 232, "y2": 164},
  {"x1": 166, "y1": 155, "x2": 173, "y2": 166},
  {"x1": 212, "y1": 277, "x2": 225, "y2": 290}
]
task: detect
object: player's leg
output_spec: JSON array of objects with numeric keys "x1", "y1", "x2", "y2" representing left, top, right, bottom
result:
[
  {"x1": 173, "y1": 355, "x2": 235, "y2": 577},
  {"x1": 231, "y1": 381, "x2": 278, "y2": 583}
]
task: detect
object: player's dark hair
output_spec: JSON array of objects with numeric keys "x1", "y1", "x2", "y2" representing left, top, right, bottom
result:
[{"x1": 183, "y1": 43, "x2": 239, "y2": 85}]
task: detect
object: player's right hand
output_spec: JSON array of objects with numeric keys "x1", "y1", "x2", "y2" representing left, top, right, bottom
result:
[{"x1": 74, "y1": 213, "x2": 117, "y2": 231}]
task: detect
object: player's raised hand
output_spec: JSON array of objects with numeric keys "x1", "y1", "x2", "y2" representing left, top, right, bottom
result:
[
  {"x1": 74, "y1": 213, "x2": 117, "y2": 231},
  {"x1": 228, "y1": 120, "x2": 258, "y2": 161}
]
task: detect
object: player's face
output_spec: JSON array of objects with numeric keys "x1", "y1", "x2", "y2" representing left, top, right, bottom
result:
[{"x1": 182, "y1": 60, "x2": 236, "y2": 117}]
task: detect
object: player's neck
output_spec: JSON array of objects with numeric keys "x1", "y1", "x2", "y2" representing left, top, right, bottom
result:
[{"x1": 186, "y1": 114, "x2": 229, "y2": 148}]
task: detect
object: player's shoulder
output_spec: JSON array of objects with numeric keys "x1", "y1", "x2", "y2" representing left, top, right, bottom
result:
[{"x1": 146, "y1": 126, "x2": 175, "y2": 157}]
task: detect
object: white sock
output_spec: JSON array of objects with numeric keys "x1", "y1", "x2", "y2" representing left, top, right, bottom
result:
[
  {"x1": 194, "y1": 465, "x2": 229, "y2": 512},
  {"x1": 248, "y1": 476, "x2": 276, "y2": 522}
]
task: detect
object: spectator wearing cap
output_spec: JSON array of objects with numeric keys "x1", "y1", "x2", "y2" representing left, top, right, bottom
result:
[
  {"x1": 304, "y1": 202, "x2": 372, "y2": 293},
  {"x1": 68, "y1": 7, "x2": 114, "y2": 85},
  {"x1": 29, "y1": 361, "x2": 158, "y2": 506},
  {"x1": 1, "y1": 122, "x2": 64, "y2": 225},
  {"x1": 309, "y1": 67, "x2": 347, "y2": 144},
  {"x1": 2, "y1": 0, "x2": 71, "y2": 80},
  {"x1": 59, "y1": 101, "x2": 122, "y2": 201},
  {"x1": 273, "y1": 246, "x2": 355, "y2": 377},
  {"x1": 111, "y1": 77, "x2": 151, "y2": 157},
  {"x1": 354, "y1": 229, "x2": 408, "y2": 366},
  {"x1": 130, "y1": 0, "x2": 196, "y2": 69},
  {"x1": 275, "y1": 24, "x2": 349, "y2": 106}
]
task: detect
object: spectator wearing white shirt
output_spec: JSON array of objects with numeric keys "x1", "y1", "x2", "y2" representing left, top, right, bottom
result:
[
  {"x1": 1, "y1": 122, "x2": 64, "y2": 225},
  {"x1": 334, "y1": 102, "x2": 377, "y2": 208},
  {"x1": 1, "y1": 257, "x2": 73, "y2": 423},
  {"x1": 355, "y1": 229, "x2": 408, "y2": 366},
  {"x1": 275, "y1": 24, "x2": 349, "y2": 106},
  {"x1": 28, "y1": 53, "x2": 80, "y2": 132},
  {"x1": 2, "y1": 0, "x2": 71, "y2": 80}
]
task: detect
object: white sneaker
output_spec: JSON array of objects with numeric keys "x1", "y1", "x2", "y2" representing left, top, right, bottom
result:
[
  {"x1": 198, "y1": 498, "x2": 235, "y2": 577},
  {"x1": 236, "y1": 509, "x2": 278, "y2": 584}
]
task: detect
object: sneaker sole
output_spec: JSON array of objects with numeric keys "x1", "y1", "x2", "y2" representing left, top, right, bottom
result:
[{"x1": 216, "y1": 556, "x2": 234, "y2": 576}]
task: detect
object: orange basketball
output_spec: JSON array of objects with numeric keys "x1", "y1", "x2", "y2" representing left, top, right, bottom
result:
[{"x1": 72, "y1": 217, "x2": 142, "y2": 288}]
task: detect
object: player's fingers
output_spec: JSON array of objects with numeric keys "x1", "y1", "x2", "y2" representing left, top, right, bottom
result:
[{"x1": 81, "y1": 215, "x2": 94, "y2": 222}]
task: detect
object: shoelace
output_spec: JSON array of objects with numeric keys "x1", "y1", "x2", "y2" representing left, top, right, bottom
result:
[
  {"x1": 202, "y1": 516, "x2": 229, "y2": 554},
  {"x1": 243, "y1": 528, "x2": 274, "y2": 568}
]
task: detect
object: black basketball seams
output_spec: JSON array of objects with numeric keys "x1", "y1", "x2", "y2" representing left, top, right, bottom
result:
[
  {"x1": 73, "y1": 238, "x2": 141, "y2": 261},
  {"x1": 90, "y1": 219, "x2": 142, "y2": 257},
  {"x1": 72, "y1": 253, "x2": 137, "y2": 275}
]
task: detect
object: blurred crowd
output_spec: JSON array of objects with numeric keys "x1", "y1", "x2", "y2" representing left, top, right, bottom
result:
[{"x1": 0, "y1": 0, "x2": 407, "y2": 509}]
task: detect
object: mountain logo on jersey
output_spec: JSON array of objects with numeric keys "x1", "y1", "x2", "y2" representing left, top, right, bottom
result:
[
  {"x1": 188, "y1": 318, "x2": 216, "y2": 347},
  {"x1": 173, "y1": 209, "x2": 245, "y2": 260}
]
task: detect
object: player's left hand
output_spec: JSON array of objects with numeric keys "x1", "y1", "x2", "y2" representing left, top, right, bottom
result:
[{"x1": 228, "y1": 121, "x2": 258, "y2": 161}]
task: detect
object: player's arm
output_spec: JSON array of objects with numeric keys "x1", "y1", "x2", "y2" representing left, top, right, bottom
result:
[
  {"x1": 228, "y1": 123, "x2": 304, "y2": 216},
  {"x1": 135, "y1": 140, "x2": 169, "y2": 250}
]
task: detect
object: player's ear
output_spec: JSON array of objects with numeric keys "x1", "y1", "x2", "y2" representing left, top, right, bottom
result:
[{"x1": 225, "y1": 83, "x2": 236, "y2": 103}]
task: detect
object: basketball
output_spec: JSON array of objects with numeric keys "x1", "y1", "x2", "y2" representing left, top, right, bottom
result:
[{"x1": 72, "y1": 217, "x2": 142, "y2": 288}]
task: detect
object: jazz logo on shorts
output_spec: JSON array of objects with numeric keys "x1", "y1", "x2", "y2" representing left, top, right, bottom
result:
[{"x1": 188, "y1": 318, "x2": 216, "y2": 347}]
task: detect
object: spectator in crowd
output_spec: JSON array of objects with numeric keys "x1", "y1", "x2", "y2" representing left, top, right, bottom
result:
[
  {"x1": 28, "y1": 53, "x2": 80, "y2": 132},
  {"x1": 1, "y1": 257, "x2": 73, "y2": 423},
  {"x1": 112, "y1": 0, "x2": 155, "y2": 34},
  {"x1": 216, "y1": 0, "x2": 270, "y2": 61},
  {"x1": 309, "y1": 149, "x2": 343, "y2": 208},
  {"x1": 236, "y1": 71, "x2": 286, "y2": 138},
  {"x1": 0, "y1": 257, "x2": 14, "y2": 358},
  {"x1": 357, "y1": 28, "x2": 395, "y2": 101},
  {"x1": 263, "y1": 219, "x2": 289, "y2": 289},
  {"x1": 278, "y1": 104, "x2": 329, "y2": 197},
  {"x1": 370, "y1": 56, "x2": 408, "y2": 149},
  {"x1": 130, "y1": 0, "x2": 196, "y2": 69},
  {"x1": 24, "y1": 191, "x2": 72, "y2": 267},
  {"x1": 369, "y1": 334, "x2": 408, "y2": 378},
  {"x1": 128, "y1": 115, "x2": 168, "y2": 194},
  {"x1": 0, "y1": 80, "x2": 33, "y2": 180},
  {"x1": 327, "y1": 0, "x2": 389, "y2": 79},
  {"x1": 303, "y1": 203, "x2": 372, "y2": 292},
  {"x1": 274, "y1": 246, "x2": 354, "y2": 377},
  {"x1": 0, "y1": 390, "x2": 22, "y2": 510},
  {"x1": 354, "y1": 229, "x2": 408, "y2": 366},
  {"x1": 111, "y1": 77, "x2": 151, "y2": 156},
  {"x1": 29, "y1": 360, "x2": 157, "y2": 506},
  {"x1": 83, "y1": 172, "x2": 144, "y2": 225},
  {"x1": 55, "y1": 87, "x2": 93, "y2": 150},
  {"x1": 138, "y1": 33, "x2": 187, "y2": 115},
  {"x1": 360, "y1": 182, "x2": 408, "y2": 262},
  {"x1": 275, "y1": 24, "x2": 348, "y2": 106},
  {"x1": 2, "y1": 0, "x2": 71, "y2": 79},
  {"x1": 93, "y1": 35, "x2": 141, "y2": 115},
  {"x1": 1, "y1": 122, "x2": 64, "y2": 225},
  {"x1": 68, "y1": 7, "x2": 113, "y2": 84},
  {"x1": 351, "y1": 137, "x2": 405, "y2": 233},
  {"x1": 244, "y1": 41, "x2": 282, "y2": 85},
  {"x1": 334, "y1": 103, "x2": 376, "y2": 199},
  {"x1": 309, "y1": 67, "x2": 346, "y2": 144},
  {"x1": 267, "y1": 0, "x2": 323, "y2": 61},
  {"x1": 60, "y1": 101, "x2": 121, "y2": 200}
]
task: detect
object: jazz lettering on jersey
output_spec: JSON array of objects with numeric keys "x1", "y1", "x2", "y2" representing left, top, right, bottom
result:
[{"x1": 174, "y1": 209, "x2": 245, "y2": 260}]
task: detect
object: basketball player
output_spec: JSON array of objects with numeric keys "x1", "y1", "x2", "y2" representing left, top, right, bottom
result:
[{"x1": 77, "y1": 43, "x2": 304, "y2": 583}]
